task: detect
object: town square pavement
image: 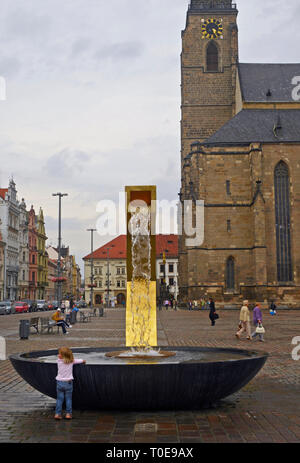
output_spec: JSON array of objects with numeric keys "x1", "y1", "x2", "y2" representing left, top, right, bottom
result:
[{"x1": 0, "y1": 307, "x2": 300, "y2": 444}]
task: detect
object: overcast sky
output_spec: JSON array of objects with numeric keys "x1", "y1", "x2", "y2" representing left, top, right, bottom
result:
[{"x1": 1, "y1": 0, "x2": 300, "y2": 273}]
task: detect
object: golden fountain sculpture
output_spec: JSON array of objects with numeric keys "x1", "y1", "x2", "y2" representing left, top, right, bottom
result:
[{"x1": 125, "y1": 186, "x2": 157, "y2": 348}]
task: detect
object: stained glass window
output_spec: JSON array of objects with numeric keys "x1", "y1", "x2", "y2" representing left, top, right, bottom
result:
[{"x1": 274, "y1": 161, "x2": 293, "y2": 282}]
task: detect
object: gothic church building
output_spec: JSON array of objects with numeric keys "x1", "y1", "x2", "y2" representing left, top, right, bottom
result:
[{"x1": 179, "y1": 0, "x2": 300, "y2": 307}]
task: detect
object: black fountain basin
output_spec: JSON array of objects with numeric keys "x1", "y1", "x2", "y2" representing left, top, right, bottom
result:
[{"x1": 10, "y1": 347, "x2": 268, "y2": 411}]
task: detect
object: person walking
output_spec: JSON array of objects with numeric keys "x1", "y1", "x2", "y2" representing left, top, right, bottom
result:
[
  {"x1": 209, "y1": 298, "x2": 217, "y2": 326},
  {"x1": 270, "y1": 300, "x2": 277, "y2": 316},
  {"x1": 188, "y1": 301, "x2": 193, "y2": 311},
  {"x1": 52, "y1": 308, "x2": 71, "y2": 335},
  {"x1": 60, "y1": 300, "x2": 66, "y2": 314},
  {"x1": 54, "y1": 347, "x2": 86, "y2": 420},
  {"x1": 65, "y1": 306, "x2": 71, "y2": 325},
  {"x1": 251, "y1": 303, "x2": 265, "y2": 342},
  {"x1": 236, "y1": 300, "x2": 251, "y2": 340}
]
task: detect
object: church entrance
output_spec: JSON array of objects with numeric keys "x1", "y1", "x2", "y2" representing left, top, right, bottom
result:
[
  {"x1": 95, "y1": 294, "x2": 102, "y2": 305},
  {"x1": 117, "y1": 293, "x2": 126, "y2": 306}
]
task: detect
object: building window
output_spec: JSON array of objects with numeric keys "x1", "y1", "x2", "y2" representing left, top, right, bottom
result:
[
  {"x1": 117, "y1": 268, "x2": 121, "y2": 275},
  {"x1": 169, "y1": 277, "x2": 174, "y2": 286},
  {"x1": 23, "y1": 270, "x2": 25, "y2": 281},
  {"x1": 226, "y1": 180, "x2": 231, "y2": 195},
  {"x1": 226, "y1": 257, "x2": 235, "y2": 291},
  {"x1": 121, "y1": 280, "x2": 125, "y2": 288},
  {"x1": 227, "y1": 220, "x2": 231, "y2": 232},
  {"x1": 274, "y1": 161, "x2": 293, "y2": 282},
  {"x1": 207, "y1": 41, "x2": 219, "y2": 72},
  {"x1": 32, "y1": 255, "x2": 35, "y2": 264},
  {"x1": 160, "y1": 264, "x2": 165, "y2": 274},
  {"x1": 122, "y1": 267, "x2": 126, "y2": 275},
  {"x1": 117, "y1": 280, "x2": 121, "y2": 288},
  {"x1": 169, "y1": 264, "x2": 174, "y2": 274}
]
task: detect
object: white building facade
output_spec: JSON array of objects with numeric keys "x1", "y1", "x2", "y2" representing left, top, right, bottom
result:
[{"x1": 0, "y1": 180, "x2": 20, "y2": 301}]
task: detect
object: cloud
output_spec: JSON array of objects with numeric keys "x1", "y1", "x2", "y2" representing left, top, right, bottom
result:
[
  {"x1": 45, "y1": 149, "x2": 91, "y2": 179},
  {"x1": 71, "y1": 38, "x2": 92, "y2": 57},
  {"x1": 0, "y1": 56, "x2": 21, "y2": 79},
  {"x1": 3, "y1": 8, "x2": 52, "y2": 41},
  {"x1": 95, "y1": 41, "x2": 145, "y2": 62}
]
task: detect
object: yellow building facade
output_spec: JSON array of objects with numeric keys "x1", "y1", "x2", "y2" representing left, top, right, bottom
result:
[{"x1": 37, "y1": 208, "x2": 48, "y2": 299}]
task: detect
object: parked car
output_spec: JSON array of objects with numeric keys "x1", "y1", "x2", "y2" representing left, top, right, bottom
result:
[
  {"x1": 21, "y1": 300, "x2": 37, "y2": 312},
  {"x1": 77, "y1": 300, "x2": 87, "y2": 308},
  {"x1": 14, "y1": 302, "x2": 29, "y2": 313},
  {"x1": 45, "y1": 302, "x2": 54, "y2": 310},
  {"x1": 36, "y1": 300, "x2": 47, "y2": 311},
  {"x1": 0, "y1": 301, "x2": 14, "y2": 315}
]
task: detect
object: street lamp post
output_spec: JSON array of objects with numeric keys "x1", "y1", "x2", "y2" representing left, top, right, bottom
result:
[
  {"x1": 106, "y1": 247, "x2": 111, "y2": 309},
  {"x1": 160, "y1": 251, "x2": 169, "y2": 304},
  {"x1": 52, "y1": 193, "x2": 68, "y2": 308},
  {"x1": 87, "y1": 228, "x2": 96, "y2": 308}
]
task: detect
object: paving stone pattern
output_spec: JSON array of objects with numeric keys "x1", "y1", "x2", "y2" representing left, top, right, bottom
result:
[{"x1": 0, "y1": 308, "x2": 300, "y2": 443}]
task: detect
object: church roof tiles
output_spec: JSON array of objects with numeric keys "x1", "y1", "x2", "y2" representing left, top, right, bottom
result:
[
  {"x1": 239, "y1": 63, "x2": 300, "y2": 103},
  {"x1": 203, "y1": 109, "x2": 300, "y2": 146}
]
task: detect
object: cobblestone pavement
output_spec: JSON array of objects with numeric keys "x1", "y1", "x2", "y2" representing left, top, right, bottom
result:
[{"x1": 0, "y1": 308, "x2": 300, "y2": 443}]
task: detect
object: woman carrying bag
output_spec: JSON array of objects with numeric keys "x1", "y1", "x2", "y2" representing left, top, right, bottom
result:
[{"x1": 251, "y1": 303, "x2": 265, "y2": 342}]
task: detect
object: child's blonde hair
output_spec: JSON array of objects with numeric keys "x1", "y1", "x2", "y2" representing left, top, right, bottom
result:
[{"x1": 59, "y1": 347, "x2": 74, "y2": 364}]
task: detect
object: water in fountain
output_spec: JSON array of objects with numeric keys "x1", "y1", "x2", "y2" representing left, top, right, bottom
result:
[{"x1": 128, "y1": 203, "x2": 152, "y2": 351}]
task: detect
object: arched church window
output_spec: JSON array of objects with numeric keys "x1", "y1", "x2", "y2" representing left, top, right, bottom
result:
[
  {"x1": 226, "y1": 257, "x2": 235, "y2": 291},
  {"x1": 274, "y1": 161, "x2": 293, "y2": 282},
  {"x1": 207, "y1": 41, "x2": 219, "y2": 72}
]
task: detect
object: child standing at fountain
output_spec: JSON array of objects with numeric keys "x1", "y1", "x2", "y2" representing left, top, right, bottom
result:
[{"x1": 54, "y1": 347, "x2": 86, "y2": 421}]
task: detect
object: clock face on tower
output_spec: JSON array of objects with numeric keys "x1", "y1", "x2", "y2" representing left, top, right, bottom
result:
[{"x1": 202, "y1": 19, "x2": 223, "y2": 39}]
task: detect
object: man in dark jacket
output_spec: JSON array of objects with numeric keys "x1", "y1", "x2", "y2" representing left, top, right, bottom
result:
[{"x1": 209, "y1": 298, "x2": 217, "y2": 326}]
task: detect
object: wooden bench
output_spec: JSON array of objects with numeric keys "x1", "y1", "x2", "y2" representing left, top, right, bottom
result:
[
  {"x1": 29, "y1": 317, "x2": 40, "y2": 334},
  {"x1": 40, "y1": 317, "x2": 64, "y2": 335}
]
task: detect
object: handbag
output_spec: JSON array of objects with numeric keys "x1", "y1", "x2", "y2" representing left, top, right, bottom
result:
[
  {"x1": 214, "y1": 313, "x2": 219, "y2": 320},
  {"x1": 256, "y1": 323, "x2": 265, "y2": 334}
]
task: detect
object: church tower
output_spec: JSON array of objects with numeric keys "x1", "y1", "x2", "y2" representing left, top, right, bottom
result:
[
  {"x1": 181, "y1": 0, "x2": 239, "y2": 165},
  {"x1": 179, "y1": 0, "x2": 239, "y2": 300}
]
